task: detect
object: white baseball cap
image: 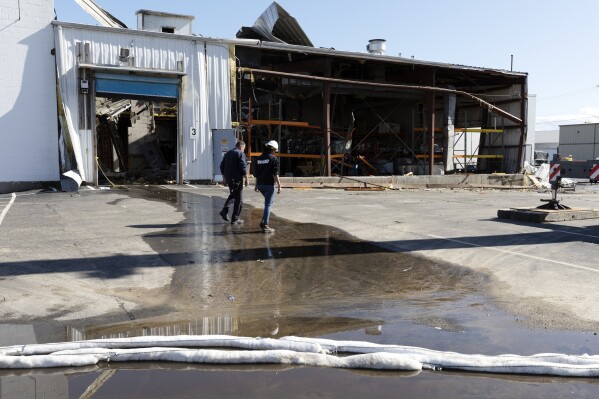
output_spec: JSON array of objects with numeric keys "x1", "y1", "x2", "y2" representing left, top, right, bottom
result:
[{"x1": 266, "y1": 140, "x2": 279, "y2": 151}]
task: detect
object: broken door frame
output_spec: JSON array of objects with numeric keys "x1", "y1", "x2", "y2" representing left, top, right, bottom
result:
[{"x1": 81, "y1": 65, "x2": 185, "y2": 185}]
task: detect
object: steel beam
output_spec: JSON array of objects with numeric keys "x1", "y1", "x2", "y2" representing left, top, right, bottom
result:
[{"x1": 238, "y1": 67, "x2": 522, "y2": 125}]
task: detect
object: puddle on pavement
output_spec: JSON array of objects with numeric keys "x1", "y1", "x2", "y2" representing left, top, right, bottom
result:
[{"x1": 3, "y1": 187, "x2": 599, "y2": 398}]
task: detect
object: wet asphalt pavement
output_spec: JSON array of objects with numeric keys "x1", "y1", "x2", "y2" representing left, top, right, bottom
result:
[{"x1": 0, "y1": 186, "x2": 598, "y2": 397}]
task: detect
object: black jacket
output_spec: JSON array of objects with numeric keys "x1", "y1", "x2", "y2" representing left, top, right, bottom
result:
[
  {"x1": 255, "y1": 153, "x2": 280, "y2": 185},
  {"x1": 220, "y1": 147, "x2": 248, "y2": 181}
]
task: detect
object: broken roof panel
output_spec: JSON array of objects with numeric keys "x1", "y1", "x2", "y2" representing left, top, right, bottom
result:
[
  {"x1": 74, "y1": 0, "x2": 128, "y2": 29},
  {"x1": 75, "y1": 0, "x2": 127, "y2": 29},
  {"x1": 236, "y1": 1, "x2": 313, "y2": 47}
]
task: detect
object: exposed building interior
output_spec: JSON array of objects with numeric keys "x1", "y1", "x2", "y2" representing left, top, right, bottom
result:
[
  {"x1": 233, "y1": 44, "x2": 527, "y2": 177},
  {"x1": 59, "y1": 0, "x2": 528, "y2": 185},
  {"x1": 230, "y1": 2, "x2": 527, "y2": 178},
  {"x1": 95, "y1": 97, "x2": 178, "y2": 183}
]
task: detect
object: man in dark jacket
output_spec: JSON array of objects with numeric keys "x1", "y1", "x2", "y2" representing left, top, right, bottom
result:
[{"x1": 219, "y1": 140, "x2": 248, "y2": 224}]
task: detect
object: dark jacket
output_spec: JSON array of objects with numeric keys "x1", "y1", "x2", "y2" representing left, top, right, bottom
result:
[
  {"x1": 255, "y1": 153, "x2": 280, "y2": 185},
  {"x1": 220, "y1": 147, "x2": 248, "y2": 181}
]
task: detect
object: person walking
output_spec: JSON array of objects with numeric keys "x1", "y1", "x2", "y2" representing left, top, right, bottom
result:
[
  {"x1": 219, "y1": 140, "x2": 248, "y2": 224},
  {"x1": 254, "y1": 140, "x2": 282, "y2": 233}
]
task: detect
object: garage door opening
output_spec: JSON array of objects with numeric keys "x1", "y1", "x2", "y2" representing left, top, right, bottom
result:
[{"x1": 93, "y1": 73, "x2": 181, "y2": 185}]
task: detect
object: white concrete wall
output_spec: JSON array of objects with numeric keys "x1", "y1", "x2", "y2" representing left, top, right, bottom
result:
[
  {"x1": 0, "y1": 0, "x2": 59, "y2": 182},
  {"x1": 525, "y1": 94, "x2": 537, "y2": 165}
]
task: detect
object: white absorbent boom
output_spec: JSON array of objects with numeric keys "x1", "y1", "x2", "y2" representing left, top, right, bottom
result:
[{"x1": 1, "y1": 335, "x2": 598, "y2": 377}]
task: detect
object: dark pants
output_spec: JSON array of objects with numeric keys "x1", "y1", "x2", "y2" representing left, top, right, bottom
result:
[{"x1": 223, "y1": 179, "x2": 243, "y2": 221}]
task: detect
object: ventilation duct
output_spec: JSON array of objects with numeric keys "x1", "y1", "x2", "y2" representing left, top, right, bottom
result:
[{"x1": 367, "y1": 39, "x2": 386, "y2": 55}]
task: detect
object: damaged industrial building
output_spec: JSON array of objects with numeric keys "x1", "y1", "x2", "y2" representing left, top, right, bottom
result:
[{"x1": 1, "y1": 0, "x2": 531, "y2": 191}]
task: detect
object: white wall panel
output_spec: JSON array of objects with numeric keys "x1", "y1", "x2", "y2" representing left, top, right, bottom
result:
[
  {"x1": 181, "y1": 42, "x2": 212, "y2": 181},
  {"x1": 0, "y1": 0, "x2": 59, "y2": 182},
  {"x1": 206, "y1": 43, "x2": 232, "y2": 130}
]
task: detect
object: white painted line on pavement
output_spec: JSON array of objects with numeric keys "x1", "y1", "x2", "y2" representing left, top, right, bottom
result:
[
  {"x1": 14, "y1": 192, "x2": 38, "y2": 197},
  {"x1": 426, "y1": 233, "x2": 599, "y2": 274},
  {"x1": 161, "y1": 184, "x2": 199, "y2": 190},
  {"x1": 0, "y1": 193, "x2": 16, "y2": 226}
]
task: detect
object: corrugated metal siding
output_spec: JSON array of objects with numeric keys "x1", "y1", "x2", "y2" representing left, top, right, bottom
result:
[
  {"x1": 181, "y1": 43, "x2": 211, "y2": 181},
  {"x1": 558, "y1": 144, "x2": 594, "y2": 161},
  {"x1": 559, "y1": 124, "x2": 596, "y2": 145},
  {"x1": 55, "y1": 25, "x2": 230, "y2": 182},
  {"x1": 55, "y1": 25, "x2": 90, "y2": 181},
  {"x1": 497, "y1": 127, "x2": 522, "y2": 147},
  {"x1": 206, "y1": 43, "x2": 232, "y2": 130}
]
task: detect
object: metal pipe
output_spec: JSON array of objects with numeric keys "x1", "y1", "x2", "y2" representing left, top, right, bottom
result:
[
  {"x1": 427, "y1": 70, "x2": 436, "y2": 175},
  {"x1": 324, "y1": 82, "x2": 332, "y2": 176},
  {"x1": 427, "y1": 92, "x2": 435, "y2": 175},
  {"x1": 238, "y1": 67, "x2": 522, "y2": 125},
  {"x1": 248, "y1": 97, "x2": 252, "y2": 162}
]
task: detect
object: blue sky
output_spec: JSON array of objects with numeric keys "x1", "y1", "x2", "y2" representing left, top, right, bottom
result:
[{"x1": 55, "y1": 0, "x2": 599, "y2": 131}]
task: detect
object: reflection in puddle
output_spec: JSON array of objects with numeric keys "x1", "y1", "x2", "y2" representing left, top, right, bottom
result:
[
  {"x1": 67, "y1": 316, "x2": 235, "y2": 341},
  {"x1": 66, "y1": 315, "x2": 381, "y2": 342}
]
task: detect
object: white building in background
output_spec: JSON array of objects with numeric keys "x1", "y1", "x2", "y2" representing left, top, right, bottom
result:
[
  {"x1": 0, "y1": 0, "x2": 59, "y2": 192},
  {"x1": 559, "y1": 123, "x2": 599, "y2": 160},
  {"x1": 535, "y1": 129, "x2": 559, "y2": 163},
  {"x1": 524, "y1": 94, "x2": 537, "y2": 166}
]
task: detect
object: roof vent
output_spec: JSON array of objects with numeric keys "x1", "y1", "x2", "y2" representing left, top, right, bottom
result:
[{"x1": 367, "y1": 39, "x2": 386, "y2": 55}]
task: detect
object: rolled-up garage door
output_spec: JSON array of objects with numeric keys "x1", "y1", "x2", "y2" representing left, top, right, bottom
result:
[{"x1": 95, "y1": 73, "x2": 179, "y2": 100}]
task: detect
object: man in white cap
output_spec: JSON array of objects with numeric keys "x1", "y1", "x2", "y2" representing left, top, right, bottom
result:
[{"x1": 254, "y1": 140, "x2": 282, "y2": 233}]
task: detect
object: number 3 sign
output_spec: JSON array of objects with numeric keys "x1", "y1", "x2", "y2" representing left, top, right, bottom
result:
[{"x1": 189, "y1": 127, "x2": 198, "y2": 140}]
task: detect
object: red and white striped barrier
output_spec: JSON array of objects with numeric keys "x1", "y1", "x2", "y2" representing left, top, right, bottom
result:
[
  {"x1": 549, "y1": 163, "x2": 561, "y2": 183},
  {"x1": 590, "y1": 164, "x2": 599, "y2": 181}
]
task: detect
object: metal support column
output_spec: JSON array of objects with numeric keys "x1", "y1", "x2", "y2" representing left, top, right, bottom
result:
[
  {"x1": 427, "y1": 70, "x2": 436, "y2": 175},
  {"x1": 247, "y1": 97, "x2": 252, "y2": 162},
  {"x1": 323, "y1": 60, "x2": 332, "y2": 176},
  {"x1": 516, "y1": 78, "x2": 527, "y2": 172}
]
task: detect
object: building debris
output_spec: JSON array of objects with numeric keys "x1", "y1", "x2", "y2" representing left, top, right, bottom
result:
[
  {"x1": 74, "y1": 0, "x2": 127, "y2": 28},
  {"x1": 236, "y1": 2, "x2": 313, "y2": 46},
  {"x1": 60, "y1": 170, "x2": 82, "y2": 192}
]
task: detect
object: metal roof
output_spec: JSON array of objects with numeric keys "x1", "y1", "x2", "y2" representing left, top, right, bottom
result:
[
  {"x1": 241, "y1": 41, "x2": 527, "y2": 78},
  {"x1": 236, "y1": 1, "x2": 313, "y2": 47},
  {"x1": 52, "y1": 21, "x2": 526, "y2": 78}
]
